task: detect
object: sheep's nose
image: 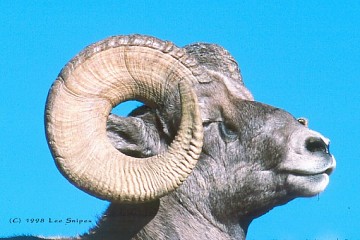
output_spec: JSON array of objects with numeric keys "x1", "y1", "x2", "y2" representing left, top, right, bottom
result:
[{"x1": 305, "y1": 137, "x2": 330, "y2": 154}]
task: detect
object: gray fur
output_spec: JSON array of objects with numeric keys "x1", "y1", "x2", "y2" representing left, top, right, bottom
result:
[{"x1": 4, "y1": 42, "x2": 335, "y2": 240}]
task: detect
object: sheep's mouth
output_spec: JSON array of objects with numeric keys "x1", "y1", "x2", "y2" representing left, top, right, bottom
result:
[
  {"x1": 283, "y1": 156, "x2": 336, "y2": 177},
  {"x1": 324, "y1": 166, "x2": 335, "y2": 175},
  {"x1": 289, "y1": 165, "x2": 335, "y2": 177},
  {"x1": 281, "y1": 153, "x2": 336, "y2": 178}
]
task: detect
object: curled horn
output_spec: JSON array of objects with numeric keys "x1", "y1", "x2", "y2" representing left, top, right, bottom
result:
[{"x1": 45, "y1": 35, "x2": 204, "y2": 203}]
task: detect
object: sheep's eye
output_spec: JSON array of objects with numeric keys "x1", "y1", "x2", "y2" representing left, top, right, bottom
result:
[{"x1": 219, "y1": 121, "x2": 238, "y2": 142}]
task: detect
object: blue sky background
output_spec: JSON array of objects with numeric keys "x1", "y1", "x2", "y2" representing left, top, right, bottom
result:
[{"x1": 0, "y1": 1, "x2": 358, "y2": 239}]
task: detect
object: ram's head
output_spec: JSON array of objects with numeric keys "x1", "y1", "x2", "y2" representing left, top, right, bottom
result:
[{"x1": 45, "y1": 35, "x2": 335, "y2": 233}]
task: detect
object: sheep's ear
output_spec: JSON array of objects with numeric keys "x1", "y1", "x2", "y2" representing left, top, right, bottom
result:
[{"x1": 106, "y1": 114, "x2": 162, "y2": 158}]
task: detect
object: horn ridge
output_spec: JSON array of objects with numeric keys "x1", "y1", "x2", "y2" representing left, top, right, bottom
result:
[{"x1": 45, "y1": 35, "x2": 204, "y2": 202}]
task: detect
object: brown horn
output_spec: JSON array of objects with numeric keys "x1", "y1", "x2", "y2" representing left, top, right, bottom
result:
[{"x1": 45, "y1": 35, "x2": 204, "y2": 203}]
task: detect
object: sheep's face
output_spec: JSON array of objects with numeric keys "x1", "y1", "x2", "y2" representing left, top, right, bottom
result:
[
  {"x1": 278, "y1": 117, "x2": 336, "y2": 197},
  {"x1": 200, "y1": 100, "x2": 336, "y2": 220}
]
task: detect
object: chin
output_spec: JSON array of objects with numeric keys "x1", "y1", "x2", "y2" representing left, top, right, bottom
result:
[{"x1": 287, "y1": 173, "x2": 330, "y2": 197}]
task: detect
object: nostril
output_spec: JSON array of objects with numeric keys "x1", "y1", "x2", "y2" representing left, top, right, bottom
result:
[{"x1": 305, "y1": 137, "x2": 330, "y2": 154}]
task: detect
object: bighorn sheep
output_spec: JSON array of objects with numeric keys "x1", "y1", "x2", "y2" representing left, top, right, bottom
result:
[{"x1": 6, "y1": 35, "x2": 336, "y2": 240}]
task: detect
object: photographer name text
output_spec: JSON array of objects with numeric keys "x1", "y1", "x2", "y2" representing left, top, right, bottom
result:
[{"x1": 9, "y1": 217, "x2": 93, "y2": 225}]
